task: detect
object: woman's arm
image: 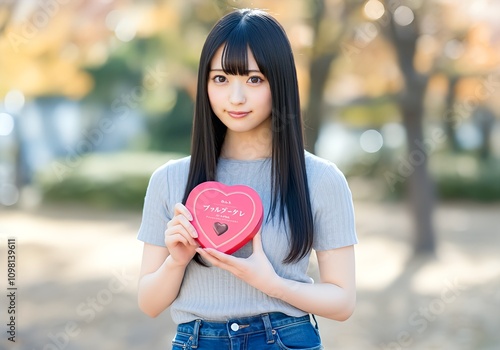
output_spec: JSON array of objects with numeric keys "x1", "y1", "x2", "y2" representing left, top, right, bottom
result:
[
  {"x1": 196, "y1": 234, "x2": 356, "y2": 321},
  {"x1": 138, "y1": 203, "x2": 198, "y2": 318},
  {"x1": 270, "y1": 246, "x2": 356, "y2": 321},
  {"x1": 137, "y1": 244, "x2": 186, "y2": 318}
]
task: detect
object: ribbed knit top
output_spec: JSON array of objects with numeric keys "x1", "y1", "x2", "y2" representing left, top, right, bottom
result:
[{"x1": 137, "y1": 151, "x2": 357, "y2": 324}]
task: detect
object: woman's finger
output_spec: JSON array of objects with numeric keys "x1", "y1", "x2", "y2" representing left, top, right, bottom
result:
[
  {"x1": 176, "y1": 215, "x2": 198, "y2": 238},
  {"x1": 166, "y1": 225, "x2": 197, "y2": 246},
  {"x1": 174, "y1": 203, "x2": 193, "y2": 221},
  {"x1": 196, "y1": 248, "x2": 230, "y2": 269},
  {"x1": 252, "y1": 230, "x2": 263, "y2": 252},
  {"x1": 197, "y1": 248, "x2": 239, "y2": 266},
  {"x1": 166, "y1": 204, "x2": 198, "y2": 240},
  {"x1": 165, "y1": 230, "x2": 189, "y2": 247}
]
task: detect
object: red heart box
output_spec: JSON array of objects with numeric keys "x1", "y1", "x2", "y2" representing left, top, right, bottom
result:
[{"x1": 186, "y1": 181, "x2": 263, "y2": 254}]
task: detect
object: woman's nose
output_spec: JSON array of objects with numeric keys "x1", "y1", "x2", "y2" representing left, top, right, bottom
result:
[{"x1": 229, "y1": 82, "x2": 246, "y2": 105}]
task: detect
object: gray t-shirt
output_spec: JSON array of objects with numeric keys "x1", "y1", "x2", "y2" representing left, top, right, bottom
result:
[{"x1": 137, "y1": 151, "x2": 357, "y2": 324}]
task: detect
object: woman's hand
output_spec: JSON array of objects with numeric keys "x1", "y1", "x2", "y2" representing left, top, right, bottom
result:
[
  {"x1": 195, "y1": 231, "x2": 282, "y2": 296},
  {"x1": 164, "y1": 203, "x2": 199, "y2": 267},
  {"x1": 195, "y1": 231, "x2": 356, "y2": 321}
]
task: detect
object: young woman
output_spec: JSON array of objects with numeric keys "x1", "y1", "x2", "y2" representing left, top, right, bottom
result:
[{"x1": 137, "y1": 8, "x2": 357, "y2": 350}]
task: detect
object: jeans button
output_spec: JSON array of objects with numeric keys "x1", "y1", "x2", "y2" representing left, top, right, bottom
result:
[{"x1": 230, "y1": 323, "x2": 240, "y2": 331}]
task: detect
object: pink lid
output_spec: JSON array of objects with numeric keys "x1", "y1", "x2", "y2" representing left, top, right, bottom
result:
[{"x1": 186, "y1": 181, "x2": 263, "y2": 254}]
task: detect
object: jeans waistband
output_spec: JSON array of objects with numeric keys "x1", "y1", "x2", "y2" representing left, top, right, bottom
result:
[{"x1": 176, "y1": 312, "x2": 318, "y2": 347}]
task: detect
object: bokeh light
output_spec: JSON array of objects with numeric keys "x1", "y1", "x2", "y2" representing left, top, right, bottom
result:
[
  {"x1": 360, "y1": 129, "x2": 384, "y2": 153},
  {"x1": 364, "y1": 0, "x2": 385, "y2": 20},
  {"x1": 0, "y1": 113, "x2": 15, "y2": 136},
  {"x1": 105, "y1": 10, "x2": 121, "y2": 31},
  {"x1": 4, "y1": 90, "x2": 25, "y2": 114},
  {"x1": 115, "y1": 18, "x2": 137, "y2": 42},
  {"x1": 381, "y1": 123, "x2": 406, "y2": 149},
  {"x1": 394, "y1": 6, "x2": 415, "y2": 26},
  {"x1": 0, "y1": 183, "x2": 19, "y2": 206},
  {"x1": 456, "y1": 123, "x2": 482, "y2": 150}
]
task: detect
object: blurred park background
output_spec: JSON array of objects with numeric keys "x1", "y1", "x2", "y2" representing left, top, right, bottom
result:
[{"x1": 1, "y1": 0, "x2": 499, "y2": 349}]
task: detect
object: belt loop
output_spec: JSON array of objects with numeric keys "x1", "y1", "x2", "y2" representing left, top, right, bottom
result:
[
  {"x1": 261, "y1": 313, "x2": 274, "y2": 344},
  {"x1": 191, "y1": 319, "x2": 201, "y2": 348},
  {"x1": 311, "y1": 314, "x2": 319, "y2": 330}
]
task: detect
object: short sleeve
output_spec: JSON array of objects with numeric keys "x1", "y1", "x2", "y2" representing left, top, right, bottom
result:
[
  {"x1": 310, "y1": 162, "x2": 358, "y2": 251},
  {"x1": 137, "y1": 164, "x2": 172, "y2": 247}
]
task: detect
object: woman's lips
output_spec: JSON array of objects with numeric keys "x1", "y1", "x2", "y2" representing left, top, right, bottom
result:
[{"x1": 227, "y1": 111, "x2": 250, "y2": 118}]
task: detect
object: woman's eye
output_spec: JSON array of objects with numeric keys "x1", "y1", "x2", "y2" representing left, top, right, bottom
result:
[
  {"x1": 248, "y1": 76, "x2": 263, "y2": 84},
  {"x1": 213, "y1": 75, "x2": 227, "y2": 83}
]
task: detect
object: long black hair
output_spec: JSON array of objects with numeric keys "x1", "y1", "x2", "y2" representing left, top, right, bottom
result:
[{"x1": 182, "y1": 9, "x2": 313, "y2": 264}]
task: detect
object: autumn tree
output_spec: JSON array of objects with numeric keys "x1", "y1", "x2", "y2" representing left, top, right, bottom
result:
[{"x1": 383, "y1": 2, "x2": 436, "y2": 254}]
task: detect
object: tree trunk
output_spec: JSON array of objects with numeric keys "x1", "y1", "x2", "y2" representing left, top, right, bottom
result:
[
  {"x1": 444, "y1": 76, "x2": 460, "y2": 151},
  {"x1": 400, "y1": 85, "x2": 436, "y2": 253},
  {"x1": 303, "y1": 0, "x2": 359, "y2": 153},
  {"x1": 304, "y1": 54, "x2": 335, "y2": 153},
  {"x1": 387, "y1": 7, "x2": 436, "y2": 255},
  {"x1": 474, "y1": 105, "x2": 495, "y2": 160}
]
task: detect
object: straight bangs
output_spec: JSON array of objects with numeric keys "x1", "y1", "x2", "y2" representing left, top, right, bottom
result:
[
  {"x1": 218, "y1": 22, "x2": 270, "y2": 78},
  {"x1": 220, "y1": 32, "x2": 249, "y2": 76}
]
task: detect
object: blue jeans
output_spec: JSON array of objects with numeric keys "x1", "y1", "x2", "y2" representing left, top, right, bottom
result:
[{"x1": 171, "y1": 312, "x2": 323, "y2": 350}]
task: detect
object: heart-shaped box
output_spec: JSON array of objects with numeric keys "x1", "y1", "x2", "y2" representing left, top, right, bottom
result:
[{"x1": 186, "y1": 181, "x2": 263, "y2": 254}]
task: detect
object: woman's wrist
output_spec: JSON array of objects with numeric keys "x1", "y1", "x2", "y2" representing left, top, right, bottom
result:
[
  {"x1": 164, "y1": 254, "x2": 190, "y2": 271},
  {"x1": 264, "y1": 275, "x2": 289, "y2": 299}
]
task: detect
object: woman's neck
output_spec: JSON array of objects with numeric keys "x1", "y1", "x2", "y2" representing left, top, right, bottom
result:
[{"x1": 220, "y1": 130, "x2": 272, "y2": 160}]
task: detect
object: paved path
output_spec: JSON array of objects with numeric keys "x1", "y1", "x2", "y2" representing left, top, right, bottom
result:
[{"x1": 1, "y1": 201, "x2": 499, "y2": 349}]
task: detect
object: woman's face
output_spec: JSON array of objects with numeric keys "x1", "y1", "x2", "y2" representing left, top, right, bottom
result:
[{"x1": 207, "y1": 45, "x2": 272, "y2": 136}]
